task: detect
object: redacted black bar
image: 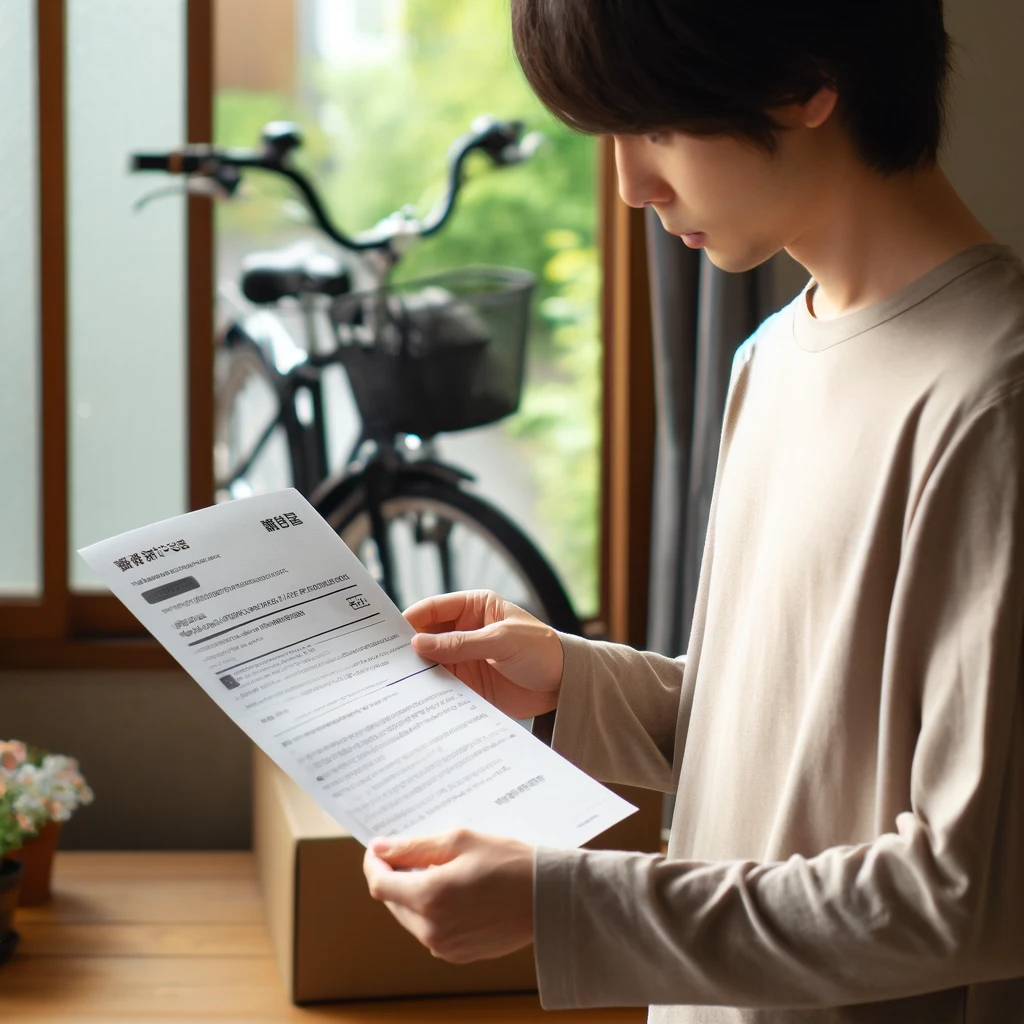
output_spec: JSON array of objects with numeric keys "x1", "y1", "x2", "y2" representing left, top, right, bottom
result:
[{"x1": 142, "y1": 575, "x2": 201, "y2": 605}]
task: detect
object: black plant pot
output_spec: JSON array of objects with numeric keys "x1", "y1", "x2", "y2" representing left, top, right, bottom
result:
[{"x1": 0, "y1": 858, "x2": 23, "y2": 966}]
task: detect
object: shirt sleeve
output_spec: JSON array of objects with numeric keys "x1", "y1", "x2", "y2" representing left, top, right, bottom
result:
[
  {"x1": 534, "y1": 389, "x2": 1024, "y2": 1009},
  {"x1": 551, "y1": 631, "x2": 689, "y2": 794}
]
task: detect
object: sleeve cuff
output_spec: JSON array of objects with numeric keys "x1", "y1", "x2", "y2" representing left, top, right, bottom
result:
[
  {"x1": 551, "y1": 631, "x2": 595, "y2": 769},
  {"x1": 533, "y1": 845, "x2": 583, "y2": 1009}
]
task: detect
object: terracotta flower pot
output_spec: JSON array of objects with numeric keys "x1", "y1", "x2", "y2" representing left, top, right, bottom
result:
[
  {"x1": 0, "y1": 858, "x2": 23, "y2": 966},
  {"x1": 9, "y1": 821, "x2": 61, "y2": 906}
]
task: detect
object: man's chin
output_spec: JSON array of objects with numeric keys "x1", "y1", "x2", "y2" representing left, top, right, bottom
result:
[{"x1": 702, "y1": 244, "x2": 779, "y2": 275}]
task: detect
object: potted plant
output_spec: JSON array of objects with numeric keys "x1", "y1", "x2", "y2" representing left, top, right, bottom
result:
[
  {"x1": 0, "y1": 741, "x2": 94, "y2": 906},
  {"x1": 0, "y1": 764, "x2": 30, "y2": 966}
]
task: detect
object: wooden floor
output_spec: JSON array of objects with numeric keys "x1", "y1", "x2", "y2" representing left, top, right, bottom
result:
[{"x1": 0, "y1": 852, "x2": 643, "y2": 1023}]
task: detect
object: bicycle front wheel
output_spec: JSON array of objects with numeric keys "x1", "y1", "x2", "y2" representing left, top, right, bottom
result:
[{"x1": 315, "y1": 473, "x2": 581, "y2": 636}]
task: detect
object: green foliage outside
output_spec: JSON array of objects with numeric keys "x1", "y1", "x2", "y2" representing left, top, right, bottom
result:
[{"x1": 215, "y1": 0, "x2": 601, "y2": 616}]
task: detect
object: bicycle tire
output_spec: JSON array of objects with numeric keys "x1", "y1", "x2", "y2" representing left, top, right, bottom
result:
[
  {"x1": 315, "y1": 471, "x2": 582, "y2": 637},
  {"x1": 214, "y1": 335, "x2": 292, "y2": 499}
]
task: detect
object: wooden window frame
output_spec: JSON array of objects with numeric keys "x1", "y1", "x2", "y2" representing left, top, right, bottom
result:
[
  {"x1": 0, "y1": 0, "x2": 213, "y2": 670},
  {"x1": 1, "y1": 12, "x2": 654, "y2": 668},
  {"x1": 596, "y1": 138, "x2": 655, "y2": 648}
]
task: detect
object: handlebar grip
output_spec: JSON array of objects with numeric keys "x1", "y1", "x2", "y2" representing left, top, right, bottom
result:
[
  {"x1": 132, "y1": 153, "x2": 172, "y2": 171},
  {"x1": 130, "y1": 152, "x2": 203, "y2": 173}
]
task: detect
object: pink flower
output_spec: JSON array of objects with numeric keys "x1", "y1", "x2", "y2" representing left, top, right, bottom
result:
[{"x1": 0, "y1": 740, "x2": 28, "y2": 772}]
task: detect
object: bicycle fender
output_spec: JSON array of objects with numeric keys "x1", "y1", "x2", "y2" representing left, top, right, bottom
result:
[
  {"x1": 398, "y1": 458, "x2": 475, "y2": 487},
  {"x1": 310, "y1": 459, "x2": 474, "y2": 516},
  {"x1": 309, "y1": 469, "x2": 364, "y2": 517}
]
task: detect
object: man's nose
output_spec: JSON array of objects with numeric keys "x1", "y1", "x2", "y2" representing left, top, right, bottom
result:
[{"x1": 613, "y1": 137, "x2": 673, "y2": 210}]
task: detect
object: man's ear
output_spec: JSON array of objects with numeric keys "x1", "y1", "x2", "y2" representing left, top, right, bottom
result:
[
  {"x1": 802, "y1": 86, "x2": 839, "y2": 129},
  {"x1": 774, "y1": 86, "x2": 839, "y2": 130}
]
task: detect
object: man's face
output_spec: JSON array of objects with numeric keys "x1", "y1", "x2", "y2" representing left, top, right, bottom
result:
[{"x1": 613, "y1": 119, "x2": 826, "y2": 273}]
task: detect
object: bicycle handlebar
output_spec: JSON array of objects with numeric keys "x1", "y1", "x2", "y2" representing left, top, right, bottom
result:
[{"x1": 130, "y1": 116, "x2": 541, "y2": 252}]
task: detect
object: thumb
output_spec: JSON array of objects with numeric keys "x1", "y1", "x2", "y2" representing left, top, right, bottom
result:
[
  {"x1": 370, "y1": 830, "x2": 467, "y2": 869},
  {"x1": 411, "y1": 623, "x2": 507, "y2": 664}
]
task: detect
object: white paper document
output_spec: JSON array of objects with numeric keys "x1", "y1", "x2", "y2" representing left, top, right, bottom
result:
[{"x1": 79, "y1": 489, "x2": 635, "y2": 847}]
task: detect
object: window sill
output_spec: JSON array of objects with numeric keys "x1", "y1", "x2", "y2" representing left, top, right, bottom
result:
[
  {"x1": 0, "y1": 620, "x2": 609, "y2": 672},
  {"x1": 0, "y1": 637, "x2": 177, "y2": 672}
]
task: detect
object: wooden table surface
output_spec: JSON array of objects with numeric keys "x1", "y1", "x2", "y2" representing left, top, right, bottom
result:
[{"x1": 0, "y1": 852, "x2": 643, "y2": 1023}]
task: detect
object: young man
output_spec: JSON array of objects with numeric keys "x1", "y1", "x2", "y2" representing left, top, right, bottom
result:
[{"x1": 362, "y1": 1, "x2": 1024, "y2": 1020}]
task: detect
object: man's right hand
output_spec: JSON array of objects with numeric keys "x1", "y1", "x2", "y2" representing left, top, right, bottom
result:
[{"x1": 403, "y1": 590, "x2": 563, "y2": 720}]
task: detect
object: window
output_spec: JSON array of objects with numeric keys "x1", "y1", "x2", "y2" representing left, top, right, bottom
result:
[
  {"x1": 67, "y1": 0, "x2": 189, "y2": 591},
  {"x1": 0, "y1": 0, "x2": 41, "y2": 598},
  {"x1": 0, "y1": 0, "x2": 653, "y2": 667},
  {"x1": 0, "y1": 0, "x2": 213, "y2": 665}
]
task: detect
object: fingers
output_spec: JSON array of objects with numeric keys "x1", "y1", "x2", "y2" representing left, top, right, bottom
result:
[
  {"x1": 411, "y1": 621, "x2": 511, "y2": 663},
  {"x1": 371, "y1": 830, "x2": 469, "y2": 869},
  {"x1": 363, "y1": 830, "x2": 474, "y2": 907},
  {"x1": 403, "y1": 592, "x2": 480, "y2": 632},
  {"x1": 363, "y1": 847, "x2": 428, "y2": 907},
  {"x1": 364, "y1": 832, "x2": 534, "y2": 965}
]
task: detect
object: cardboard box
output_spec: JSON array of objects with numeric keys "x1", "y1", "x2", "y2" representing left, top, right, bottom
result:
[{"x1": 252, "y1": 745, "x2": 662, "y2": 1003}]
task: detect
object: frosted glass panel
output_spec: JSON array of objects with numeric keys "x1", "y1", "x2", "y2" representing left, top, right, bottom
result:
[
  {"x1": 0, "y1": 0, "x2": 41, "y2": 595},
  {"x1": 68, "y1": 0, "x2": 188, "y2": 589}
]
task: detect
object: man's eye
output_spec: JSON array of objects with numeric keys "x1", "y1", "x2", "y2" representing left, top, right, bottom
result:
[{"x1": 647, "y1": 133, "x2": 661, "y2": 144}]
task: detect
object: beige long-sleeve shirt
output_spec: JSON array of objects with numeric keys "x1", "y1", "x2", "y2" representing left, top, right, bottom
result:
[{"x1": 534, "y1": 244, "x2": 1024, "y2": 1023}]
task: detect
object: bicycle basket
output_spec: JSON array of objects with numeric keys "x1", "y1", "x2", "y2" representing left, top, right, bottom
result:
[{"x1": 329, "y1": 266, "x2": 534, "y2": 438}]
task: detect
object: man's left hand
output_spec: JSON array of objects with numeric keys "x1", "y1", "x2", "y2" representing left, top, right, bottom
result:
[{"x1": 362, "y1": 828, "x2": 534, "y2": 963}]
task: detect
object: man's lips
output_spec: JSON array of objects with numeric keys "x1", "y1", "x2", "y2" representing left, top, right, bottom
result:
[{"x1": 678, "y1": 231, "x2": 707, "y2": 248}]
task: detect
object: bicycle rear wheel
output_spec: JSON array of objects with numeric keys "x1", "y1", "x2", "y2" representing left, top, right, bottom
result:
[
  {"x1": 214, "y1": 337, "x2": 293, "y2": 500},
  {"x1": 315, "y1": 472, "x2": 581, "y2": 636}
]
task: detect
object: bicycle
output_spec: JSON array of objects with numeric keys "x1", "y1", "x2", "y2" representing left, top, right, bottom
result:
[{"x1": 130, "y1": 119, "x2": 583, "y2": 660}]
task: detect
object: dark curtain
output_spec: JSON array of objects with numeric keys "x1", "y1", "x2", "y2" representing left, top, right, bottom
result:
[{"x1": 645, "y1": 206, "x2": 765, "y2": 658}]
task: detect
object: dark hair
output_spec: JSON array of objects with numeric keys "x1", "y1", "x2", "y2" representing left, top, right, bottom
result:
[{"x1": 511, "y1": 0, "x2": 951, "y2": 174}]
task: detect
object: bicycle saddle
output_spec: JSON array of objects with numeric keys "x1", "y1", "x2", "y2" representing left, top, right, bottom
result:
[{"x1": 241, "y1": 242, "x2": 351, "y2": 305}]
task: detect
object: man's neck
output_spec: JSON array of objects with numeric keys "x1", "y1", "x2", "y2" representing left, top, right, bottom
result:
[{"x1": 786, "y1": 163, "x2": 995, "y2": 321}]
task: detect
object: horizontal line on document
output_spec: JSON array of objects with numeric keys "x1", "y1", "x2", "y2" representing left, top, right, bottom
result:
[
  {"x1": 188, "y1": 584, "x2": 358, "y2": 646},
  {"x1": 273, "y1": 664, "x2": 441, "y2": 737},
  {"x1": 270, "y1": 625, "x2": 415, "y2": 728},
  {"x1": 263, "y1": 622, "x2": 385, "y2": 721},
  {"x1": 213, "y1": 612, "x2": 382, "y2": 674},
  {"x1": 385, "y1": 664, "x2": 440, "y2": 687},
  {"x1": 314, "y1": 620, "x2": 379, "y2": 646}
]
